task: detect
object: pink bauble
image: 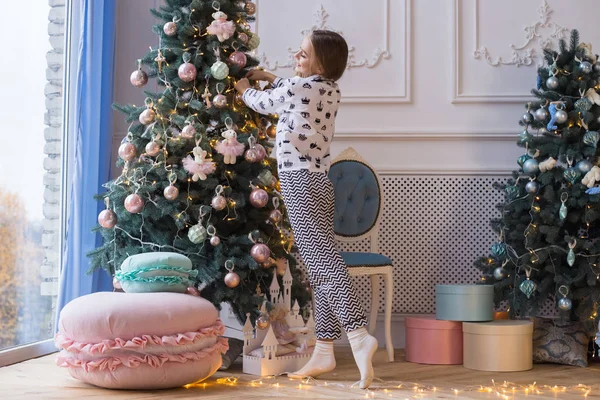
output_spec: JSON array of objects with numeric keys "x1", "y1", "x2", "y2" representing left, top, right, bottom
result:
[
  {"x1": 251, "y1": 243, "x2": 271, "y2": 263},
  {"x1": 254, "y1": 143, "x2": 266, "y2": 160},
  {"x1": 145, "y1": 141, "x2": 161, "y2": 156},
  {"x1": 181, "y1": 124, "x2": 196, "y2": 138},
  {"x1": 98, "y1": 209, "x2": 117, "y2": 229},
  {"x1": 210, "y1": 236, "x2": 221, "y2": 246},
  {"x1": 238, "y1": 32, "x2": 249, "y2": 43},
  {"x1": 130, "y1": 69, "x2": 148, "y2": 87},
  {"x1": 139, "y1": 108, "x2": 155, "y2": 125},
  {"x1": 163, "y1": 21, "x2": 177, "y2": 36},
  {"x1": 269, "y1": 209, "x2": 282, "y2": 223},
  {"x1": 244, "y1": 148, "x2": 260, "y2": 163},
  {"x1": 113, "y1": 277, "x2": 122, "y2": 290},
  {"x1": 185, "y1": 286, "x2": 201, "y2": 296},
  {"x1": 163, "y1": 185, "x2": 179, "y2": 201},
  {"x1": 211, "y1": 195, "x2": 227, "y2": 211},
  {"x1": 178, "y1": 62, "x2": 197, "y2": 82},
  {"x1": 213, "y1": 94, "x2": 228, "y2": 108},
  {"x1": 118, "y1": 142, "x2": 137, "y2": 161},
  {"x1": 249, "y1": 188, "x2": 268, "y2": 208},
  {"x1": 124, "y1": 193, "x2": 144, "y2": 213},
  {"x1": 228, "y1": 51, "x2": 247, "y2": 68},
  {"x1": 224, "y1": 271, "x2": 240, "y2": 288}
]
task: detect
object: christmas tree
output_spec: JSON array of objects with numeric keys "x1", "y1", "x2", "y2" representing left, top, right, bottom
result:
[
  {"x1": 475, "y1": 30, "x2": 600, "y2": 333},
  {"x1": 87, "y1": 0, "x2": 310, "y2": 322}
]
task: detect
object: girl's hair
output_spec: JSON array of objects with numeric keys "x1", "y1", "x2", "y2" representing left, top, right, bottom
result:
[{"x1": 309, "y1": 30, "x2": 348, "y2": 81}]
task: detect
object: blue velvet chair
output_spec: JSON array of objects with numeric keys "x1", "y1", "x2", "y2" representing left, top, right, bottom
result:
[{"x1": 329, "y1": 147, "x2": 394, "y2": 362}]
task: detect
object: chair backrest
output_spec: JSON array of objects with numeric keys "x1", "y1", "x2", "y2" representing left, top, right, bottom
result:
[{"x1": 328, "y1": 147, "x2": 383, "y2": 251}]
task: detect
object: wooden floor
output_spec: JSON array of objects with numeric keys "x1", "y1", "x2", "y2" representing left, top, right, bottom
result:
[{"x1": 2, "y1": 348, "x2": 600, "y2": 399}]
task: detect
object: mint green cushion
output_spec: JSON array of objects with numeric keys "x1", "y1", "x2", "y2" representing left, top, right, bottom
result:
[{"x1": 116, "y1": 252, "x2": 196, "y2": 294}]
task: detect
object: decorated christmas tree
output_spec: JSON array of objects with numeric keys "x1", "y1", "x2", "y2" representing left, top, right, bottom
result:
[
  {"x1": 475, "y1": 30, "x2": 600, "y2": 333},
  {"x1": 87, "y1": 0, "x2": 310, "y2": 322}
]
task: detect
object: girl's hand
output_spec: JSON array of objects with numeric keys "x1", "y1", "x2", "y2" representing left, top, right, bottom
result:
[
  {"x1": 234, "y1": 78, "x2": 251, "y2": 94},
  {"x1": 246, "y1": 69, "x2": 276, "y2": 83}
]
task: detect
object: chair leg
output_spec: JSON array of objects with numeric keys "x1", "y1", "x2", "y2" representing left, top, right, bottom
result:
[
  {"x1": 369, "y1": 275, "x2": 379, "y2": 335},
  {"x1": 383, "y1": 268, "x2": 394, "y2": 362}
]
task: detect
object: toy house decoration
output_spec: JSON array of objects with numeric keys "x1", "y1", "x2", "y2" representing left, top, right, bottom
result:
[{"x1": 242, "y1": 263, "x2": 316, "y2": 376}]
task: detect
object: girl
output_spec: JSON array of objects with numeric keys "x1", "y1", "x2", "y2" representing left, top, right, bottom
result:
[{"x1": 235, "y1": 30, "x2": 378, "y2": 389}]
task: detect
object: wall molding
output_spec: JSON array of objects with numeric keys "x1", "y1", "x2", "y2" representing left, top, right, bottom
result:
[{"x1": 253, "y1": 0, "x2": 412, "y2": 104}]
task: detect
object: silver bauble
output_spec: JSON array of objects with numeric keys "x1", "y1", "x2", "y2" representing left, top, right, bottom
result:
[
  {"x1": 521, "y1": 112, "x2": 533, "y2": 124},
  {"x1": 546, "y1": 76, "x2": 559, "y2": 90},
  {"x1": 558, "y1": 297, "x2": 572, "y2": 311},
  {"x1": 163, "y1": 21, "x2": 177, "y2": 36},
  {"x1": 594, "y1": 63, "x2": 600, "y2": 73},
  {"x1": 580, "y1": 61, "x2": 592, "y2": 74},
  {"x1": 525, "y1": 181, "x2": 539, "y2": 194},
  {"x1": 535, "y1": 108, "x2": 549, "y2": 121},
  {"x1": 210, "y1": 236, "x2": 221, "y2": 246},
  {"x1": 522, "y1": 158, "x2": 539, "y2": 175},
  {"x1": 130, "y1": 69, "x2": 148, "y2": 88},
  {"x1": 493, "y1": 267, "x2": 506, "y2": 280},
  {"x1": 576, "y1": 159, "x2": 593, "y2": 174},
  {"x1": 139, "y1": 109, "x2": 155, "y2": 125},
  {"x1": 554, "y1": 109, "x2": 568, "y2": 124},
  {"x1": 211, "y1": 195, "x2": 227, "y2": 211}
]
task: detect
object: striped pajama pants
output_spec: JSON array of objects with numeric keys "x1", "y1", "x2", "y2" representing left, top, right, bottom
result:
[{"x1": 279, "y1": 169, "x2": 368, "y2": 340}]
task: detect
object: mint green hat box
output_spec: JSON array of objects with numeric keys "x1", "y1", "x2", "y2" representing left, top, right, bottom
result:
[{"x1": 435, "y1": 284, "x2": 494, "y2": 321}]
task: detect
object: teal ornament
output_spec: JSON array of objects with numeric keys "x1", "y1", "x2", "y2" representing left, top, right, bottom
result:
[
  {"x1": 518, "y1": 130, "x2": 532, "y2": 144},
  {"x1": 188, "y1": 224, "x2": 207, "y2": 244},
  {"x1": 505, "y1": 185, "x2": 520, "y2": 200},
  {"x1": 575, "y1": 97, "x2": 593, "y2": 112},
  {"x1": 211, "y1": 61, "x2": 229, "y2": 80},
  {"x1": 491, "y1": 243, "x2": 507, "y2": 259},
  {"x1": 559, "y1": 203, "x2": 568, "y2": 220},
  {"x1": 519, "y1": 279, "x2": 536, "y2": 298},
  {"x1": 247, "y1": 33, "x2": 261, "y2": 50},
  {"x1": 583, "y1": 131, "x2": 600, "y2": 147},
  {"x1": 563, "y1": 168, "x2": 581, "y2": 184},
  {"x1": 567, "y1": 248, "x2": 576, "y2": 266},
  {"x1": 523, "y1": 158, "x2": 539, "y2": 175},
  {"x1": 518, "y1": 154, "x2": 532, "y2": 167}
]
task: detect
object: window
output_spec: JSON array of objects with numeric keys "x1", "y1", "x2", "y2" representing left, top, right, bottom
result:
[{"x1": 0, "y1": 0, "x2": 67, "y2": 364}]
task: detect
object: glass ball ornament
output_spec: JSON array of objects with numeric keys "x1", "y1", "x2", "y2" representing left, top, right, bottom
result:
[
  {"x1": 558, "y1": 297, "x2": 572, "y2": 311},
  {"x1": 254, "y1": 144, "x2": 266, "y2": 160},
  {"x1": 580, "y1": 61, "x2": 592, "y2": 74},
  {"x1": 145, "y1": 141, "x2": 161, "y2": 157},
  {"x1": 228, "y1": 51, "x2": 247, "y2": 68},
  {"x1": 245, "y1": 2, "x2": 256, "y2": 15},
  {"x1": 211, "y1": 195, "x2": 227, "y2": 211},
  {"x1": 266, "y1": 125, "x2": 276, "y2": 138},
  {"x1": 113, "y1": 277, "x2": 122, "y2": 290},
  {"x1": 577, "y1": 159, "x2": 593, "y2": 174},
  {"x1": 594, "y1": 63, "x2": 600, "y2": 73},
  {"x1": 522, "y1": 158, "x2": 539, "y2": 176},
  {"x1": 250, "y1": 243, "x2": 271, "y2": 263},
  {"x1": 124, "y1": 193, "x2": 144, "y2": 213},
  {"x1": 269, "y1": 209, "x2": 282, "y2": 223},
  {"x1": 545, "y1": 76, "x2": 559, "y2": 90},
  {"x1": 213, "y1": 93, "x2": 228, "y2": 108},
  {"x1": 521, "y1": 112, "x2": 533, "y2": 124},
  {"x1": 244, "y1": 148, "x2": 260, "y2": 163},
  {"x1": 249, "y1": 188, "x2": 269, "y2": 208},
  {"x1": 98, "y1": 209, "x2": 117, "y2": 229},
  {"x1": 163, "y1": 185, "x2": 179, "y2": 201},
  {"x1": 130, "y1": 69, "x2": 148, "y2": 88},
  {"x1": 535, "y1": 107, "x2": 549, "y2": 121},
  {"x1": 224, "y1": 271, "x2": 240, "y2": 288},
  {"x1": 178, "y1": 62, "x2": 197, "y2": 82},
  {"x1": 554, "y1": 109, "x2": 568, "y2": 124},
  {"x1": 525, "y1": 181, "x2": 539, "y2": 194},
  {"x1": 210, "y1": 61, "x2": 229, "y2": 80},
  {"x1": 256, "y1": 313, "x2": 270, "y2": 330},
  {"x1": 163, "y1": 21, "x2": 177, "y2": 36},
  {"x1": 210, "y1": 236, "x2": 221, "y2": 246},
  {"x1": 238, "y1": 32, "x2": 249, "y2": 44},
  {"x1": 139, "y1": 108, "x2": 155, "y2": 125},
  {"x1": 188, "y1": 224, "x2": 207, "y2": 244},
  {"x1": 493, "y1": 267, "x2": 506, "y2": 280},
  {"x1": 181, "y1": 124, "x2": 196, "y2": 139},
  {"x1": 118, "y1": 142, "x2": 137, "y2": 161}
]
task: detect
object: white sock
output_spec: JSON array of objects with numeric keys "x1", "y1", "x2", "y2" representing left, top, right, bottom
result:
[
  {"x1": 347, "y1": 327, "x2": 378, "y2": 389},
  {"x1": 288, "y1": 340, "x2": 336, "y2": 379}
]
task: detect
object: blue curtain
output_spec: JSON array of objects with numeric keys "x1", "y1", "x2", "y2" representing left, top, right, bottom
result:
[{"x1": 57, "y1": 0, "x2": 116, "y2": 321}]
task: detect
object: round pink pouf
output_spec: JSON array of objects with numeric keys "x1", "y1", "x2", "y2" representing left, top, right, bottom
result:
[{"x1": 55, "y1": 292, "x2": 228, "y2": 389}]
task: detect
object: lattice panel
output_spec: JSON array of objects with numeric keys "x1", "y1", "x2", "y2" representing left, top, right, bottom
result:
[{"x1": 293, "y1": 175, "x2": 504, "y2": 314}]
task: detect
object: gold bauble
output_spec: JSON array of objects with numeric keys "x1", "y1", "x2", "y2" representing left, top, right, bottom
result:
[{"x1": 266, "y1": 125, "x2": 276, "y2": 138}]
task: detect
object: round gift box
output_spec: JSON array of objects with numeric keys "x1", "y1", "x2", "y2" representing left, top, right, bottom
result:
[
  {"x1": 435, "y1": 284, "x2": 494, "y2": 322},
  {"x1": 405, "y1": 316, "x2": 463, "y2": 365}
]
